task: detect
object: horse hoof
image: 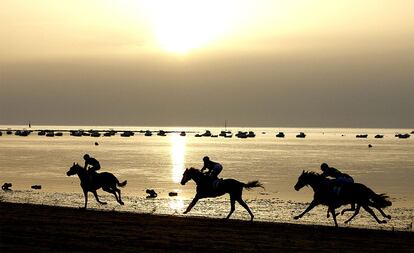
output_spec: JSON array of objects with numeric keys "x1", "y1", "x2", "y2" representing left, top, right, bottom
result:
[
  {"x1": 294, "y1": 216, "x2": 300, "y2": 220},
  {"x1": 120, "y1": 201, "x2": 124, "y2": 205},
  {"x1": 101, "y1": 202, "x2": 107, "y2": 205},
  {"x1": 386, "y1": 215, "x2": 391, "y2": 219},
  {"x1": 381, "y1": 220, "x2": 387, "y2": 224}
]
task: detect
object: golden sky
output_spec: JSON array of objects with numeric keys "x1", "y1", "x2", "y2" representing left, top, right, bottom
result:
[
  {"x1": 1, "y1": 1, "x2": 413, "y2": 127},
  {"x1": 1, "y1": 0, "x2": 413, "y2": 59}
]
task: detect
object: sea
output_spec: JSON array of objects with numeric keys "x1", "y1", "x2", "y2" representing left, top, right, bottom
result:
[{"x1": 0, "y1": 125, "x2": 413, "y2": 231}]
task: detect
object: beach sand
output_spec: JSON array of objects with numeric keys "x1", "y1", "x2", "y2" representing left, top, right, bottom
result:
[{"x1": 0, "y1": 202, "x2": 413, "y2": 253}]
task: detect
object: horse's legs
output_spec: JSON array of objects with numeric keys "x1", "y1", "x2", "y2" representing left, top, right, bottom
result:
[
  {"x1": 294, "y1": 200, "x2": 318, "y2": 220},
  {"x1": 103, "y1": 187, "x2": 123, "y2": 205},
  {"x1": 341, "y1": 203, "x2": 356, "y2": 216},
  {"x1": 362, "y1": 205, "x2": 387, "y2": 224},
  {"x1": 327, "y1": 208, "x2": 340, "y2": 218},
  {"x1": 183, "y1": 196, "x2": 200, "y2": 214},
  {"x1": 345, "y1": 204, "x2": 361, "y2": 224},
  {"x1": 329, "y1": 206, "x2": 338, "y2": 227},
  {"x1": 225, "y1": 197, "x2": 236, "y2": 220},
  {"x1": 93, "y1": 190, "x2": 107, "y2": 205},
  {"x1": 374, "y1": 206, "x2": 391, "y2": 219},
  {"x1": 115, "y1": 188, "x2": 124, "y2": 205},
  {"x1": 82, "y1": 190, "x2": 89, "y2": 209},
  {"x1": 237, "y1": 198, "x2": 254, "y2": 221}
]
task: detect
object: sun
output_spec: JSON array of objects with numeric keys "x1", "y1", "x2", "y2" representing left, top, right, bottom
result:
[{"x1": 144, "y1": 1, "x2": 235, "y2": 54}]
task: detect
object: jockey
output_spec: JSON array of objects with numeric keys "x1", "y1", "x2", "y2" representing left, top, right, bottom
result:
[
  {"x1": 321, "y1": 162, "x2": 354, "y2": 197},
  {"x1": 201, "y1": 156, "x2": 223, "y2": 180},
  {"x1": 320, "y1": 163, "x2": 354, "y2": 184},
  {"x1": 83, "y1": 154, "x2": 101, "y2": 174}
]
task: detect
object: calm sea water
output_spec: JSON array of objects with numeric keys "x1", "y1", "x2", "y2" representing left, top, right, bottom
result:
[{"x1": 1, "y1": 125, "x2": 413, "y2": 230}]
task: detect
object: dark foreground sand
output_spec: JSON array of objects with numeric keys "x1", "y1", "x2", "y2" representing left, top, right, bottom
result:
[{"x1": 0, "y1": 202, "x2": 413, "y2": 253}]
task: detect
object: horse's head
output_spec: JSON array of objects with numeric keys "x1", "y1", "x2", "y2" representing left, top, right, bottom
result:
[
  {"x1": 294, "y1": 170, "x2": 311, "y2": 191},
  {"x1": 66, "y1": 162, "x2": 83, "y2": 176},
  {"x1": 181, "y1": 167, "x2": 199, "y2": 185},
  {"x1": 181, "y1": 168, "x2": 190, "y2": 185}
]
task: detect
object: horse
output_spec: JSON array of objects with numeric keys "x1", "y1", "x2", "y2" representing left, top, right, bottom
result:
[
  {"x1": 66, "y1": 163, "x2": 127, "y2": 209},
  {"x1": 180, "y1": 167, "x2": 263, "y2": 221},
  {"x1": 293, "y1": 170, "x2": 391, "y2": 227}
]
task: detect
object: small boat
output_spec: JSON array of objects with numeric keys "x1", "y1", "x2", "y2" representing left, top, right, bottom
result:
[
  {"x1": 194, "y1": 134, "x2": 202, "y2": 137},
  {"x1": 31, "y1": 185, "x2": 42, "y2": 190},
  {"x1": 121, "y1": 131, "x2": 134, "y2": 137},
  {"x1": 16, "y1": 130, "x2": 31, "y2": 136},
  {"x1": 236, "y1": 131, "x2": 248, "y2": 138},
  {"x1": 90, "y1": 131, "x2": 101, "y2": 137},
  {"x1": 46, "y1": 131, "x2": 55, "y2": 137},
  {"x1": 396, "y1": 133, "x2": 410, "y2": 139},
  {"x1": 70, "y1": 130, "x2": 83, "y2": 137},
  {"x1": 144, "y1": 130, "x2": 152, "y2": 136},
  {"x1": 356, "y1": 134, "x2": 368, "y2": 138},
  {"x1": 6, "y1": 130, "x2": 12, "y2": 135},
  {"x1": 211, "y1": 135, "x2": 218, "y2": 138},
  {"x1": 374, "y1": 134, "x2": 384, "y2": 138},
  {"x1": 201, "y1": 130, "x2": 212, "y2": 137},
  {"x1": 55, "y1": 132, "x2": 63, "y2": 137},
  {"x1": 180, "y1": 131, "x2": 186, "y2": 136},
  {"x1": 38, "y1": 130, "x2": 46, "y2": 136},
  {"x1": 276, "y1": 132, "x2": 285, "y2": 138},
  {"x1": 247, "y1": 131, "x2": 256, "y2": 138},
  {"x1": 296, "y1": 132, "x2": 306, "y2": 138},
  {"x1": 157, "y1": 130, "x2": 166, "y2": 136},
  {"x1": 219, "y1": 131, "x2": 228, "y2": 137}
]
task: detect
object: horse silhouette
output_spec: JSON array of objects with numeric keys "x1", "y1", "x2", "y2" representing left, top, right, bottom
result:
[
  {"x1": 180, "y1": 167, "x2": 263, "y2": 221},
  {"x1": 66, "y1": 163, "x2": 127, "y2": 209},
  {"x1": 294, "y1": 170, "x2": 391, "y2": 227}
]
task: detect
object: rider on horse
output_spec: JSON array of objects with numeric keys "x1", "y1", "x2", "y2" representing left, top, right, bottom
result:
[
  {"x1": 320, "y1": 163, "x2": 354, "y2": 196},
  {"x1": 201, "y1": 156, "x2": 223, "y2": 190},
  {"x1": 201, "y1": 156, "x2": 223, "y2": 180},
  {"x1": 320, "y1": 163, "x2": 354, "y2": 184},
  {"x1": 84, "y1": 154, "x2": 101, "y2": 182}
]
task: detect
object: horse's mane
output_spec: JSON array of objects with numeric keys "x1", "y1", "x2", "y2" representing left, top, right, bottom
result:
[
  {"x1": 304, "y1": 171, "x2": 322, "y2": 177},
  {"x1": 187, "y1": 167, "x2": 204, "y2": 175},
  {"x1": 73, "y1": 163, "x2": 86, "y2": 170}
]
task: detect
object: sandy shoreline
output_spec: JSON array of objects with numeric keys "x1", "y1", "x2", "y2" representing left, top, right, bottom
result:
[{"x1": 1, "y1": 202, "x2": 413, "y2": 253}]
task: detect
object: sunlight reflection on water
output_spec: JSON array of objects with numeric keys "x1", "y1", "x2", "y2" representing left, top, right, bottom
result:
[{"x1": 171, "y1": 134, "x2": 186, "y2": 183}]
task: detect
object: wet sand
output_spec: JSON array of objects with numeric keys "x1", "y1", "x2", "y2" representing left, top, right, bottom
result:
[{"x1": 0, "y1": 202, "x2": 413, "y2": 253}]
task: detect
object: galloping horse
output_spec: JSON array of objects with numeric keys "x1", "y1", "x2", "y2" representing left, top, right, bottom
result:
[
  {"x1": 293, "y1": 170, "x2": 391, "y2": 227},
  {"x1": 66, "y1": 163, "x2": 127, "y2": 209},
  {"x1": 180, "y1": 167, "x2": 263, "y2": 221}
]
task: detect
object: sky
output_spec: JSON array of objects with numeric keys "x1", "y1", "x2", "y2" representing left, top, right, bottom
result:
[{"x1": 1, "y1": 0, "x2": 413, "y2": 128}]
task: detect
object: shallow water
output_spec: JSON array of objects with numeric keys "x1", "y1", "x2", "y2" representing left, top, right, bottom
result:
[{"x1": 0, "y1": 125, "x2": 413, "y2": 230}]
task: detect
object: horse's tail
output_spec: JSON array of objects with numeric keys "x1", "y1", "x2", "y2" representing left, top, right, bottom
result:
[
  {"x1": 370, "y1": 193, "x2": 392, "y2": 208},
  {"x1": 117, "y1": 180, "x2": 127, "y2": 187},
  {"x1": 243, "y1": 180, "x2": 264, "y2": 190}
]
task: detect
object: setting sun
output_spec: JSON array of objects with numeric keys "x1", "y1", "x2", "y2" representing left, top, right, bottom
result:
[{"x1": 144, "y1": 1, "x2": 238, "y2": 53}]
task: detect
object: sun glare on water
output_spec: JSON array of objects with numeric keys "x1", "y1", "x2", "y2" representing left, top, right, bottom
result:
[{"x1": 144, "y1": 0, "x2": 237, "y2": 54}]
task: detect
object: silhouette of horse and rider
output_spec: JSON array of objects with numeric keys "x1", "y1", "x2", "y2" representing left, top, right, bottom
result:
[
  {"x1": 66, "y1": 154, "x2": 127, "y2": 209},
  {"x1": 294, "y1": 163, "x2": 392, "y2": 227},
  {"x1": 181, "y1": 156, "x2": 263, "y2": 221},
  {"x1": 66, "y1": 154, "x2": 391, "y2": 226}
]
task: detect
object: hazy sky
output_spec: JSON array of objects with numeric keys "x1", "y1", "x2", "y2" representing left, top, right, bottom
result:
[{"x1": 1, "y1": 0, "x2": 413, "y2": 127}]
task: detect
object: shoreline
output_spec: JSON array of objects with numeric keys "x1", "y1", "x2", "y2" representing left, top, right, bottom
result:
[{"x1": 1, "y1": 202, "x2": 413, "y2": 252}]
